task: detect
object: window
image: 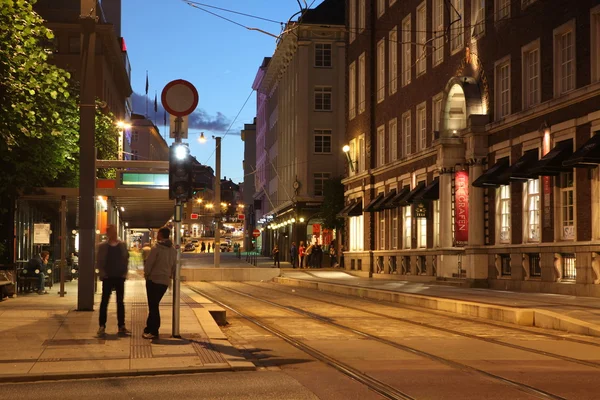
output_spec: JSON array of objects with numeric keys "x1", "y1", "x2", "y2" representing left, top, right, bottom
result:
[
  {"x1": 472, "y1": 0, "x2": 485, "y2": 37},
  {"x1": 389, "y1": 118, "x2": 398, "y2": 162},
  {"x1": 349, "y1": 61, "x2": 356, "y2": 119},
  {"x1": 417, "y1": 103, "x2": 427, "y2": 151},
  {"x1": 379, "y1": 198, "x2": 386, "y2": 249},
  {"x1": 391, "y1": 207, "x2": 399, "y2": 249},
  {"x1": 377, "y1": 125, "x2": 386, "y2": 167},
  {"x1": 433, "y1": 200, "x2": 440, "y2": 247},
  {"x1": 418, "y1": 217, "x2": 427, "y2": 248},
  {"x1": 416, "y1": 2, "x2": 427, "y2": 75},
  {"x1": 522, "y1": 41, "x2": 540, "y2": 109},
  {"x1": 402, "y1": 15, "x2": 411, "y2": 86},
  {"x1": 314, "y1": 130, "x2": 332, "y2": 153},
  {"x1": 403, "y1": 206, "x2": 412, "y2": 249},
  {"x1": 498, "y1": 184, "x2": 511, "y2": 243},
  {"x1": 592, "y1": 7, "x2": 600, "y2": 83},
  {"x1": 403, "y1": 111, "x2": 412, "y2": 157},
  {"x1": 554, "y1": 21, "x2": 575, "y2": 96},
  {"x1": 389, "y1": 28, "x2": 398, "y2": 94},
  {"x1": 433, "y1": 0, "x2": 444, "y2": 66},
  {"x1": 359, "y1": 134, "x2": 366, "y2": 172},
  {"x1": 315, "y1": 43, "x2": 332, "y2": 67},
  {"x1": 495, "y1": 58, "x2": 511, "y2": 119},
  {"x1": 525, "y1": 178, "x2": 540, "y2": 242},
  {"x1": 495, "y1": 0, "x2": 510, "y2": 21},
  {"x1": 377, "y1": 0, "x2": 385, "y2": 18},
  {"x1": 432, "y1": 93, "x2": 443, "y2": 134},
  {"x1": 358, "y1": 0, "x2": 365, "y2": 33},
  {"x1": 68, "y1": 36, "x2": 80, "y2": 53},
  {"x1": 132, "y1": 150, "x2": 139, "y2": 160},
  {"x1": 314, "y1": 87, "x2": 332, "y2": 111},
  {"x1": 450, "y1": 0, "x2": 464, "y2": 53},
  {"x1": 528, "y1": 253, "x2": 541, "y2": 277},
  {"x1": 314, "y1": 173, "x2": 331, "y2": 196},
  {"x1": 358, "y1": 53, "x2": 366, "y2": 113},
  {"x1": 560, "y1": 171, "x2": 575, "y2": 240},
  {"x1": 349, "y1": 139, "x2": 357, "y2": 176},
  {"x1": 349, "y1": 0, "x2": 356, "y2": 43},
  {"x1": 500, "y1": 254, "x2": 511, "y2": 276},
  {"x1": 377, "y1": 39, "x2": 385, "y2": 103},
  {"x1": 350, "y1": 214, "x2": 364, "y2": 251},
  {"x1": 131, "y1": 130, "x2": 139, "y2": 142},
  {"x1": 562, "y1": 253, "x2": 576, "y2": 280}
]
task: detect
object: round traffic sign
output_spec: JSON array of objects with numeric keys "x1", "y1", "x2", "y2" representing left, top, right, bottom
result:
[
  {"x1": 161, "y1": 79, "x2": 199, "y2": 117},
  {"x1": 252, "y1": 229, "x2": 260, "y2": 238}
]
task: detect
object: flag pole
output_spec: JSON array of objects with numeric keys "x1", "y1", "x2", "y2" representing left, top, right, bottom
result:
[{"x1": 145, "y1": 70, "x2": 149, "y2": 117}]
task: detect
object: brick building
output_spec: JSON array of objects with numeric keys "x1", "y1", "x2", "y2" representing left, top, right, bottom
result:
[{"x1": 343, "y1": 0, "x2": 600, "y2": 296}]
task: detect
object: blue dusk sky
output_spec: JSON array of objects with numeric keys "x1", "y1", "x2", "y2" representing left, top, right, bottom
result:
[{"x1": 122, "y1": 0, "x2": 324, "y2": 183}]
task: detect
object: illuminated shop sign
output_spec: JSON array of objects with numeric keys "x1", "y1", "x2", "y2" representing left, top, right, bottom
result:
[{"x1": 454, "y1": 170, "x2": 469, "y2": 245}]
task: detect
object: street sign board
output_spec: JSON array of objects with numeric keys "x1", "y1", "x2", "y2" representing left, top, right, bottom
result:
[
  {"x1": 190, "y1": 213, "x2": 198, "y2": 220},
  {"x1": 169, "y1": 114, "x2": 189, "y2": 139},
  {"x1": 252, "y1": 229, "x2": 260, "y2": 238},
  {"x1": 161, "y1": 79, "x2": 199, "y2": 117},
  {"x1": 238, "y1": 214, "x2": 245, "y2": 220}
]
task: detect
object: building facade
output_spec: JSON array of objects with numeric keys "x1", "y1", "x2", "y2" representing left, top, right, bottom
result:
[
  {"x1": 252, "y1": 0, "x2": 347, "y2": 260},
  {"x1": 241, "y1": 119, "x2": 257, "y2": 250},
  {"x1": 34, "y1": 0, "x2": 133, "y2": 120},
  {"x1": 343, "y1": 0, "x2": 600, "y2": 296},
  {"x1": 128, "y1": 113, "x2": 169, "y2": 161}
]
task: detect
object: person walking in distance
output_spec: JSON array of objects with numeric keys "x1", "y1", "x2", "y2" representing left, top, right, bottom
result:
[
  {"x1": 298, "y1": 241, "x2": 306, "y2": 268},
  {"x1": 143, "y1": 227, "x2": 177, "y2": 339},
  {"x1": 272, "y1": 244, "x2": 280, "y2": 268},
  {"x1": 290, "y1": 242, "x2": 297, "y2": 268},
  {"x1": 97, "y1": 225, "x2": 130, "y2": 336}
]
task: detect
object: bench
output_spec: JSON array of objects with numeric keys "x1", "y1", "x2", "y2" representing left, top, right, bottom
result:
[{"x1": 0, "y1": 268, "x2": 15, "y2": 300}]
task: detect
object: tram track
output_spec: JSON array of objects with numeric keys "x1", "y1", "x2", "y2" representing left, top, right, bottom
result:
[
  {"x1": 239, "y1": 281, "x2": 600, "y2": 369},
  {"x1": 189, "y1": 282, "x2": 568, "y2": 400}
]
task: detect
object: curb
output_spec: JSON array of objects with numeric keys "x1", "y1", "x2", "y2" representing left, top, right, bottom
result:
[
  {"x1": 273, "y1": 277, "x2": 600, "y2": 338},
  {"x1": 0, "y1": 364, "x2": 256, "y2": 384}
]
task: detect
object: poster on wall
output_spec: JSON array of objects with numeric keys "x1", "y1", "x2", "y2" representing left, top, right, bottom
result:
[
  {"x1": 33, "y1": 223, "x2": 51, "y2": 244},
  {"x1": 543, "y1": 176, "x2": 552, "y2": 229},
  {"x1": 454, "y1": 171, "x2": 469, "y2": 245}
]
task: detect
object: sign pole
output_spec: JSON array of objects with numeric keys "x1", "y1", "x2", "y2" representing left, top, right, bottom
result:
[
  {"x1": 172, "y1": 117, "x2": 183, "y2": 339},
  {"x1": 214, "y1": 137, "x2": 221, "y2": 268}
]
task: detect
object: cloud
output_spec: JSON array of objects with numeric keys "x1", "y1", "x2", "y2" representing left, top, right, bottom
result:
[{"x1": 130, "y1": 92, "x2": 232, "y2": 132}]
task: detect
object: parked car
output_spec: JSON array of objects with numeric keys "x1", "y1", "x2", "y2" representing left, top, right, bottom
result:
[
  {"x1": 219, "y1": 242, "x2": 231, "y2": 252},
  {"x1": 184, "y1": 242, "x2": 196, "y2": 252}
]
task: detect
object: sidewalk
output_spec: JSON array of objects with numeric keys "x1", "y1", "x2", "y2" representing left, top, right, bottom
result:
[
  {"x1": 276, "y1": 270, "x2": 600, "y2": 338},
  {"x1": 0, "y1": 275, "x2": 254, "y2": 383}
]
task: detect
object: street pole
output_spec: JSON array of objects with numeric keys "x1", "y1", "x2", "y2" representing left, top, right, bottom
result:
[
  {"x1": 78, "y1": 0, "x2": 97, "y2": 311},
  {"x1": 172, "y1": 117, "x2": 183, "y2": 338},
  {"x1": 214, "y1": 136, "x2": 221, "y2": 268},
  {"x1": 59, "y1": 196, "x2": 67, "y2": 297}
]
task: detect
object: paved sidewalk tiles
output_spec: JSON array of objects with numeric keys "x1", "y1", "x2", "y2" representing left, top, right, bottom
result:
[{"x1": 0, "y1": 278, "x2": 254, "y2": 382}]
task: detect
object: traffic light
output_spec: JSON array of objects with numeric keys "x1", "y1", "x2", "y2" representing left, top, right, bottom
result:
[{"x1": 169, "y1": 143, "x2": 192, "y2": 201}]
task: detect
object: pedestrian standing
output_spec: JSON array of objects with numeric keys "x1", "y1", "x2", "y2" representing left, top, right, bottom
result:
[
  {"x1": 298, "y1": 241, "x2": 306, "y2": 268},
  {"x1": 290, "y1": 242, "x2": 297, "y2": 268},
  {"x1": 143, "y1": 227, "x2": 177, "y2": 339},
  {"x1": 208, "y1": 243, "x2": 212, "y2": 253},
  {"x1": 272, "y1": 244, "x2": 280, "y2": 268},
  {"x1": 329, "y1": 240, "x2": 337, "y2": 268},
  {"x1": 305, "y1": 243, "x2": 314, "y2": 268},
  {"x1": 97, "y1": 225, "x2": 130, "y2": 336},
  {"x1": 201, "y1": 241, "x2": 206, "y2": 253}
]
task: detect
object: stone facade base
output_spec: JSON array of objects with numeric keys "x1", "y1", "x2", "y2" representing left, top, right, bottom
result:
[{"x1": 489, "y1": 278, "x2": 600, "y2": 298}]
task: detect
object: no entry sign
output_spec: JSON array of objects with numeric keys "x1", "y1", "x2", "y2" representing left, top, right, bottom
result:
[
  {"x1": 252, "y1": 229, "x2": 260, "y2": 238},
  {"x1": 161, "y1": 79, "x2": 199, "y2": 117}
]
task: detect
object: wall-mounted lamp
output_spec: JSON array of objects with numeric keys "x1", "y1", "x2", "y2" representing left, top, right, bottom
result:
[{"x1": 342, "y1": 145, "x2": 356, "y2": 172}]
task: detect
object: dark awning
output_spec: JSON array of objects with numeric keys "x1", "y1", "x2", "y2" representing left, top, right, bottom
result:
[
  {"x1": 347, "y1": 200, "x2": 363, "y2": 216},
  {"x1": 472, "y1": 157, "x2": 510, "y2": 187},
  {"x1": 414, "y1": 178, "x2": 439, "y2": 201},
  {"x1": 563, "y1": 133, "x2": 600, "y2": 167},
  {"x1": 402, "y1": 182, "x2": 426, "y2": 205},
  {"x1": 373, "y1": 190, "x2": 397, "y2": 211},
  {"x1": 505, "y1": 150, "x2": 539, "y2": 181},
  {"x1": 363, "y1": 193, "x2": 385, "y2": 212},
  {"x1": 529, "y1": 140, "x2": 573, "y2": 176},
  {"x1": 337, "y1": 201, "x2": 356, "y2": 217},
  {"x1": 382, "y1": 186, "x2": 410, "y2": 209}
]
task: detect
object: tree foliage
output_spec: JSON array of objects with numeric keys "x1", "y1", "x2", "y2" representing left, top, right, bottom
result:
[{"x1": 320, "y1": 176, "x2": 345, "y2": 231}]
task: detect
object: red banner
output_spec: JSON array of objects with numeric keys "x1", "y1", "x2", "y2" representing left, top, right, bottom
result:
[
  {"x1": 312, "y1": 224, "x2": 321, "y2": 235},
  {"x1": 454, "y1": 170, "x2": 469, "y2": 244}
]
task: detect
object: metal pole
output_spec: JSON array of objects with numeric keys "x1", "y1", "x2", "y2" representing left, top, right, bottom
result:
[
  {"x1": 78, "y1": 0, "x2": 97, "y2": 311},
  {"x1": 214, "y1": 137, "x2": 221, "y2": 268},
  {"x1": 172, "y1": 117, "x2": 183, "y2": 338},
  {"x1": 59, "y1": 196, "x2": 67, "y2": 297},
  {"x1": 172, "y1": 205, "x2": 181, "y2": 338}
]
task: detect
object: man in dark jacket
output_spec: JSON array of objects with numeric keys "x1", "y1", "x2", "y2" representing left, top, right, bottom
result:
[
  {"x1": 28, "y1": 251, "x2": 50, "y2": 294},
  {"x1": 143, "y1": 227, "x2": 176, "y2": 339},
  {"x1": 96, "y1": 224, "x2": 130, "y2": 336}
]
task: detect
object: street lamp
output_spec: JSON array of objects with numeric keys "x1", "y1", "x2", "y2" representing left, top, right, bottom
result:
[
  {"x1": 116, "y1": 121, "x2": 131, "y2": 160},
  {"x1": 343, "y1": 144, "x2": 356, "y2": 172},
  {"x1": 198, "y1": 136, "x2": 222, "y2": 268},
  {"x1": 198, "y1": 132, "x2": 206, "y2": 144}
]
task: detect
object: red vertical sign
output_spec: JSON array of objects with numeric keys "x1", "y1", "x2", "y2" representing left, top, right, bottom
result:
[{"x1": 454, "y1": 170, "x2": 469, "y2": 244}]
